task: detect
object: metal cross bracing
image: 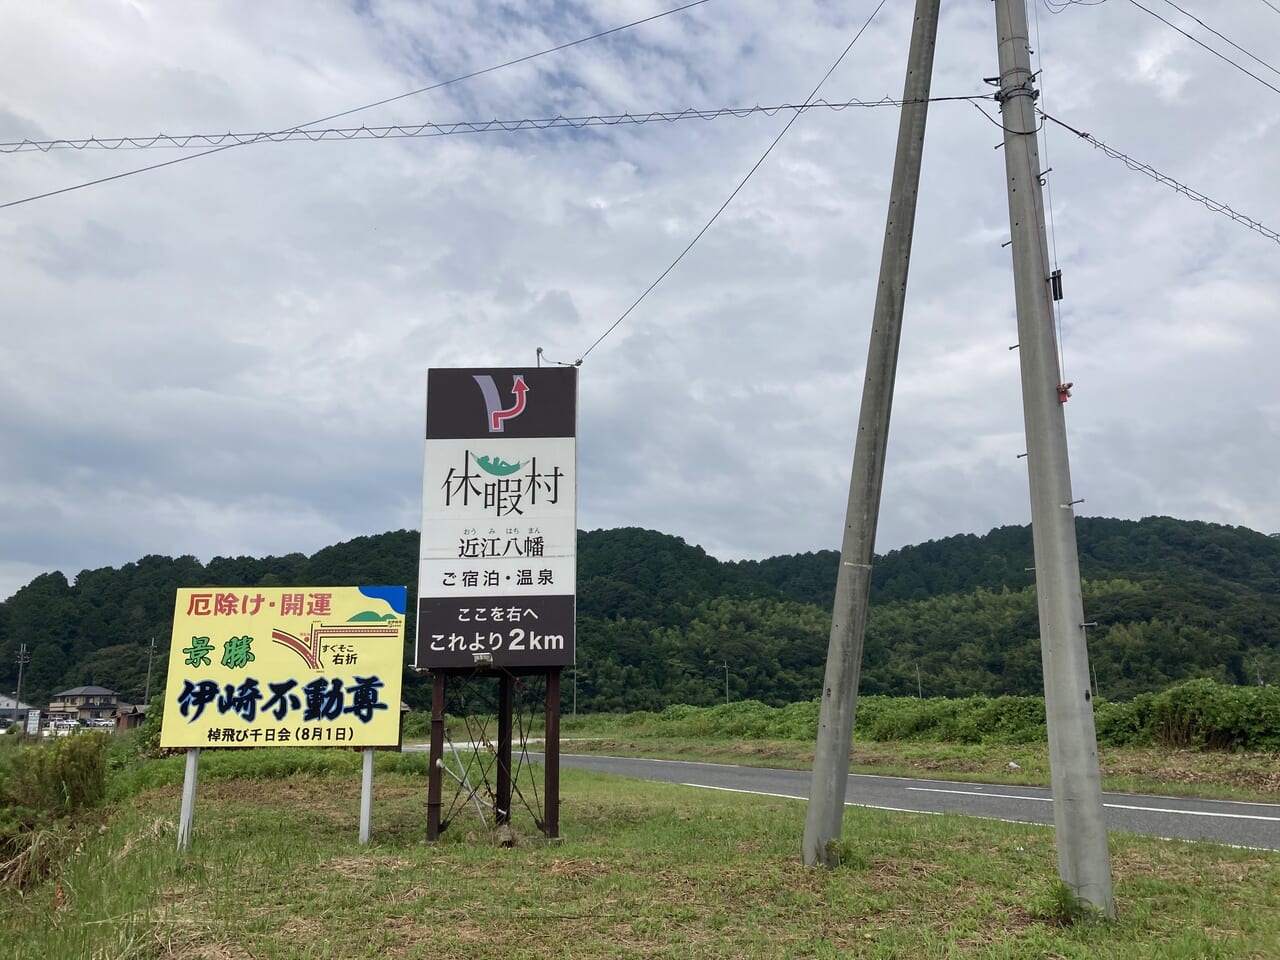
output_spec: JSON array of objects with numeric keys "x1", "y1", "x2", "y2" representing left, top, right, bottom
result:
[{"x1": 427, "y1": 668, "x2": 562, "y2": 842}]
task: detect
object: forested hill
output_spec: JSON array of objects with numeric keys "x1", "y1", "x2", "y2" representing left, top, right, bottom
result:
[
  {"x1": 734, "y1": 516, "x2": 1280, "y2": 609},
  {"x1": 2, "y1": 517, "x2": 1277, "y2": 713}
]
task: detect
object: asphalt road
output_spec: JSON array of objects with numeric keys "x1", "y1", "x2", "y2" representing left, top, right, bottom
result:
[{"x1": 555, "y1": 753, "x2": 1280, "y2": 851}]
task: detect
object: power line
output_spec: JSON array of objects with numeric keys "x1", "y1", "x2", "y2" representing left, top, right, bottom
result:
[
  {"x1": 0, "y1": 0, "x2": 712, "y2": 210},
  {"x1": 1257, "y1": 0, "x2": 1280, "y2": 17},
  {"x1": 1122, "y1": 0, "x2": 1280, "y2": 96},
  {"x1": 573, "y1": 0, "x2": 891, "y2": 365},
  {"x1": 0, "y1": 96, "x2": 991, "y2": 153},
  {"x1": 1041, "y1": 111, "x2": 1280, "y2": 244},
  {"x1": 1043, "y1": 0, "x2": 1109, "y2": 12},
  {"x1": 1150, "y1": 0, "x2": 1280, "y2": 80}
]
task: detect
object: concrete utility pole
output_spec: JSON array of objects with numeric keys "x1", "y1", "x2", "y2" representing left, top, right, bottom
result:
[
  {"x1": 993, "y1": 0, "x2": 1115, "y2": 916},
  {"x1": 15, "y1": 643, "x2": 29, "y2": 726},
  {"x1": 143, "y1": 637, "x2": 156, "y2": 705},
  {"x1": 803, "y1": 0, "x2": 940, "y2": 868}
]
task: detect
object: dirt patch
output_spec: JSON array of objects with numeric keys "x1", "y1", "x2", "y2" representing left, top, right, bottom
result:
[
  {"x1": 1100, "y1": 749, "x2": 1280, "y2": 794},
  {"x1": 327, "y1": 855, "x2": 411, "y2": 881},
  {"x1": 541, "y1": 857, "x2": 613, "y2": 880}
]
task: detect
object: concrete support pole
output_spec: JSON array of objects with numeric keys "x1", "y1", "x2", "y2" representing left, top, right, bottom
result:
[
  {"x1": 359, "y1": 747, "x2": 374, "y2": 845},
  {"x1": 177, "y1": 747, "x2": 200, "y2": 852},
  {"x1": 993, "y1": 0, "x2": 1115, "y2": 917},
  {"x1": 803, "y1": 0, "x2": 940, "y2": 867}
]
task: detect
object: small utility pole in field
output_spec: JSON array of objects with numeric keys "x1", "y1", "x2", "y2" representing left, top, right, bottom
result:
[{"x1": 143, "y1": 637, "x2": 157, "y2": 704}]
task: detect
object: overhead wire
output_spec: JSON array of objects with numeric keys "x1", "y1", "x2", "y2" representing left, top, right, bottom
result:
[
  {"x1": 1122, "y1": 0, "x2": 1280, "y2": 96},
  {"x1": 0, "y1": 0, "x2": 712, "y2": 210},
  {"x1": 1150, "y1": 0, "x2": 1280, "y2": 80},
  {"x1": 572, "y1": 0, "x2": 891, "y2": 366},
  {"x1": 1042, "y1": 0, "x2": 1109, "y2": 12},
  {"x1": 1032, "y1": 0, "x2": 1279, "y2": 244},
  {"x1": 1040, "y1": 112, "x2": 1280, "y2": 245},
  {"x1": 0, "y1": 95, "x2": 993, "y2": 154}
]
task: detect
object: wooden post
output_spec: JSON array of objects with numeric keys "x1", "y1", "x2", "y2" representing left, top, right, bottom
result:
[
  {"x1": 496, "y1": 673, "x2": 514, "y2": 825},
  {"x1": 427, "y1": 673, "x2": 445, "y2": 840},
  {"x1": 544, "y1": 669, "x2": 561, "y2": 839}
]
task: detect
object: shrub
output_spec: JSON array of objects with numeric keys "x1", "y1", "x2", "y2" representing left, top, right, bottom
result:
[
  {"x1": 401, "y1": 711, "x2": 431, "y2": 740},
  {"x1": 1093, "y1": 693, "x2": 1155, "y2": 747},
  {"x1": 0, "y1": 732, "x2": 110, "y2": 890},
  {"x1": 0, "y1": 732, "x2": 109, "y2": 818},
  {"x1": 1150, "y1": 679, "x2": 1280, "y2": 751}
]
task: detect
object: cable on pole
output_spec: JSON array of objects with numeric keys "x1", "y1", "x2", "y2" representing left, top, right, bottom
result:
[
  {"x1": 1122, "y1": 0, "x2": 1280, "y2": 97},
  {"x1": 0, "y1": 96, "x2": 992, "y2": 154},
  {"x1": 0, "y1": 0, "x2": 713, "y2": 210},
  {"x1": 572, "y1": 0, "x2": 892, "y2": 366},
  {"x1": 1041, "y1": 111, "x2": 1280, "y2": 244}
]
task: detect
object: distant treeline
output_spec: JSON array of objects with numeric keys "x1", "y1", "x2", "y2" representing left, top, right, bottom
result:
[{"x1": 1, "y1": 516, "x2": 1278, "y2": 712}]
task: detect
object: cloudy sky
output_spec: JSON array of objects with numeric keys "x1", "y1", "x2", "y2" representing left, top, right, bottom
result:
[{"x1": 2, "y1": 0, "x2": 1278, "y2": 600}]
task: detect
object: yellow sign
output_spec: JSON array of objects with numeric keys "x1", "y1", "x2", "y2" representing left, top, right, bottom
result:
[{"x1": 160, "y1": 586, "x2": 406, "y2": 749}]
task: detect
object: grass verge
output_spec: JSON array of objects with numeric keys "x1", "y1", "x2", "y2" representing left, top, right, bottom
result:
[{"x1": 1, "y1": 766, "x2": 1277, "y2": 959}]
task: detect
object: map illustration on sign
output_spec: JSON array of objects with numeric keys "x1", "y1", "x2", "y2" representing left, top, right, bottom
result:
[
  {"x1": 473, "y1": 373, "x2": 529, "y2": 432},
  {"x1": 271, "y1": 614, "x2": 403, "y2": 671}
]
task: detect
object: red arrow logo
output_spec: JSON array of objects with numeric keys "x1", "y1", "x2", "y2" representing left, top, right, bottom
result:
[{"x1": 490, "y1": 376, "x2": 529, "y2": 431}]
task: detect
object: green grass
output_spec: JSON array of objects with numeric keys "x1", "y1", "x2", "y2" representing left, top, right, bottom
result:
[{"x1": 2, "y1": 764, "x2": 1278, "y2": 959}]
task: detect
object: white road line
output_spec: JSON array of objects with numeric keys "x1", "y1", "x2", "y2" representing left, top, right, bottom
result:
[
  {"x1": 906, "y1": 787, "x2": 1280, "y2": 822},
  {"x1": 680, "y1": 783, "x2": 804, "y2": 801},
  {"x1": 680, "y1": 783, "x2": 1280, "y2": 845},
  {"x1": 562, "y1": 756, "x2": 1280, "y2": 810},
  {"x1": 568, "y1": 754, "x2": 748, "y2": 769},
  {"x1": 908, "y1": 787, "x2": 1051, "y2": 803},
  {"x1": 681, "y1": 783, "x2": 1039, "y2": 824}
]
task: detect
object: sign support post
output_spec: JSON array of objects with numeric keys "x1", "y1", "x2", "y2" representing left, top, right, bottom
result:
[
  {"x1": 427, "y1": 672, "x2": 445, "y2": 841},
  {"x1": 496, "y1": 675, "x2": 514, "y2": 825},
  {"x1": 544, "y1": 668, "x2": 561, "y2": 839},
  {"x1": 177, "y1": 747, "x2": 199, "y2": 852},
  {"x1": 359, "y1": 747, "x2": 374, "y2": 845}
]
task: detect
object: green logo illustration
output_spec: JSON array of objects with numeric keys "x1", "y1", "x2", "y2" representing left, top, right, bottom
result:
[{"x1": 472, "y1": 453, "x2": 525, "y2": 477}]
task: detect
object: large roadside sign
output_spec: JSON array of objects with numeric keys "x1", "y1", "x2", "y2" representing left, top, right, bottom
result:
[
  {"x1": 416, "y1": 367, "x2": 577, "y2": 669},
  {"x1": 160, "y1": 586, "x2": 406, "y2": 748}
]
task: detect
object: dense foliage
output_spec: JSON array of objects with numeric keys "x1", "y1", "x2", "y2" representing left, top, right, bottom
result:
[
  {"x1": 0, "y1": 732, "x2": 111, "y2": 888},
  {"x1": 1, "y1": 517, "x2": 1278, "y2": 715},
  {"x1": 567, "y1": 680, "x2": 1280, "y2": 752}
]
